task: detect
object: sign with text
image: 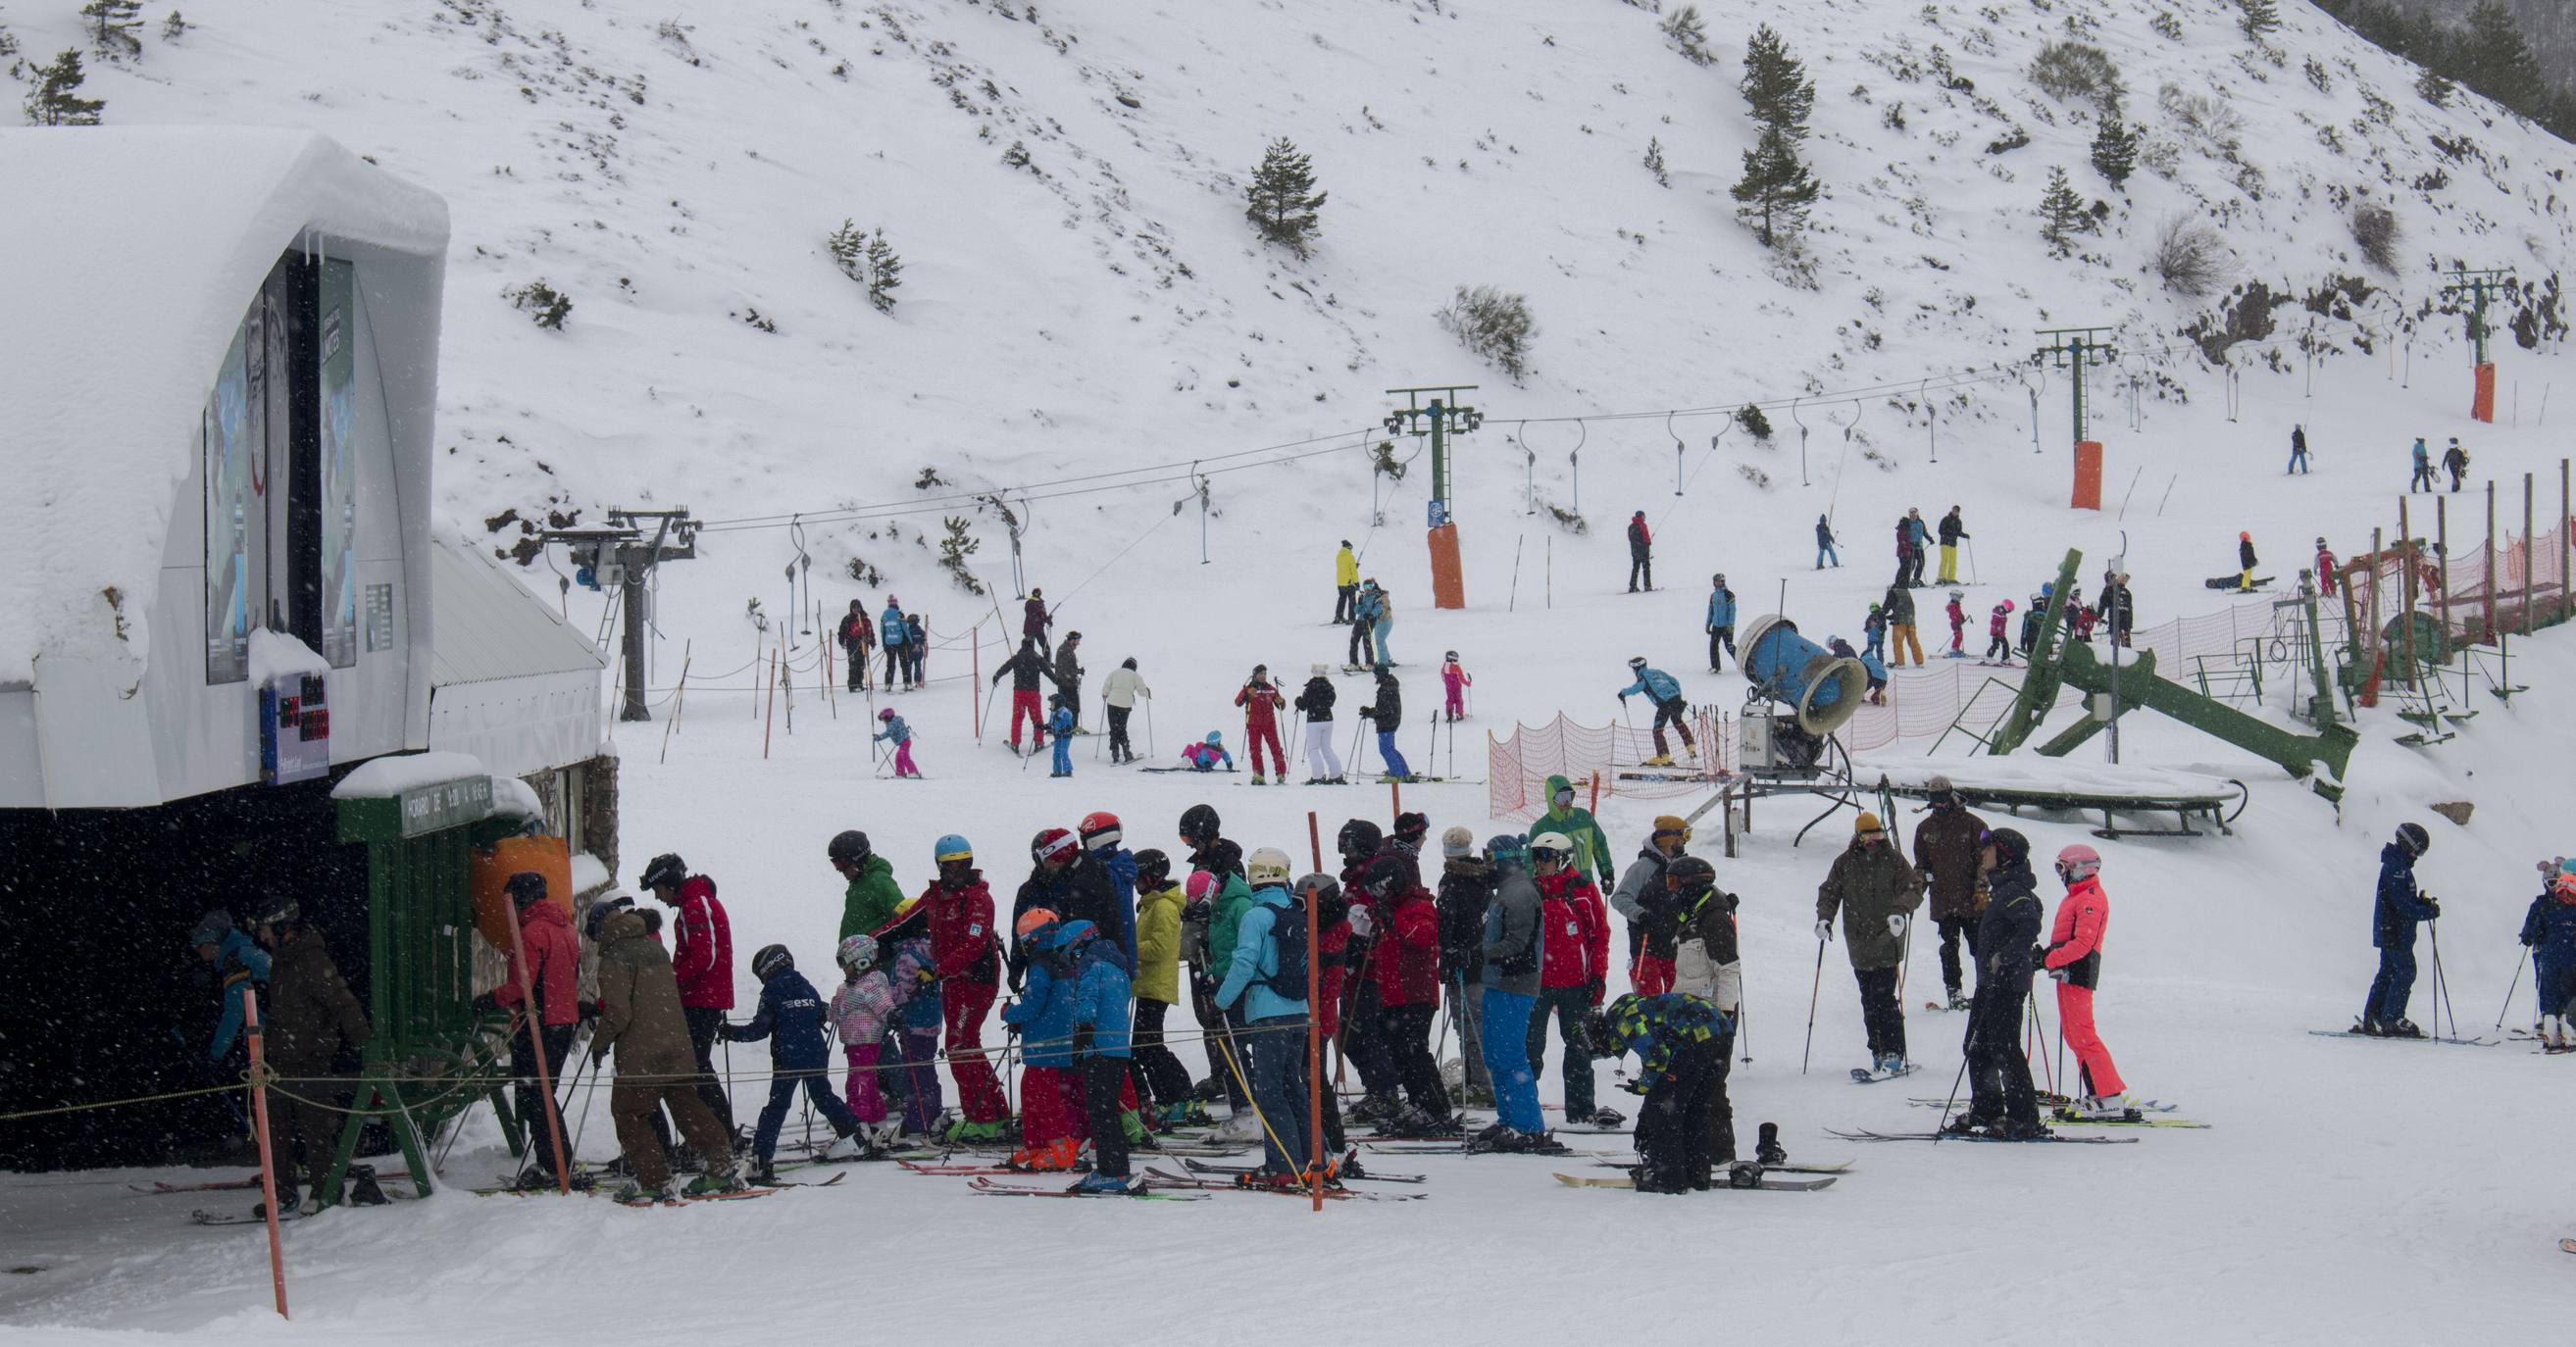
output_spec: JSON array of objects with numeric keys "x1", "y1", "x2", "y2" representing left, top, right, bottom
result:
[
  {"x1": 397, "y1": 774, "x2": 495, "y2": 839},
  {"x1": 260, "y1": 674, "x2": 331, "y2": 785}
]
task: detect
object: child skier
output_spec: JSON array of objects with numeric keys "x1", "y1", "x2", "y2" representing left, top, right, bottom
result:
[
  {"x1": 2358, "y1": 823, "x2": 2439, "y2": 1037},
  {"x1": 1945, "y1": 588, "x2": 1969, "y2": 658},
  {"x1": 1664, "y1": 854, "x2": 1745, "y2": 1170},
  {"x1": 2521, "y1": 871, "x2": 2576, "y2": 1048},
  {"x1": 1862, "y1": 604, "x2": 1888, "y2": 663},
  {"x1": 1440, "y1": 651, "x2": 1472, "y2": 722},
  {"x1": 1181, "y1": 731, "x2": 1234, "y2": 773},
  {"x1": 1617, "y1": 657, "x2": 1696, "y2": 767},
  {"x1": 1046, "y1": 694, "x2": 1077, "y2": 777},
  {"x1": 874, "y1": 708, "x2": 920, "y2": 778},
  {"x1": 2043, "y1": 845, "x2": 2128, "y2": 1119},
  {"x1": 1062, "y1": 920, "x2": 1137, "y2": 1193},
  {"x1": 2017, "y1": 593, "x2": 2046, "y2": 655},
  {"x1": 828, "y1": 934, "x2": 906, "y2": 1152},
  {"x1": 1357, "y1": 856, "x2": 1454, "y2": 1135},
  {"x1": 1001, "y1": 909, "x2": 1086, "y2": 1170},
  {"x1": 724, "y1": 945, "x2": 866, "y2": 1184},
  {"x1": 877, "y1": 901, "x2": 945, "y2": 1139},
  {"x1": 1603, "y1": 990, "x2": 1732, "y2": 1193},
  {"x1": 1985, "y1": 599, "x2": 2016, "y2": 664}
]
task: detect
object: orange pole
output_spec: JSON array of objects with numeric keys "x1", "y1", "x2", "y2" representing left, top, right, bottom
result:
[
  {"x1": 242, "y1": 990, "x2": 289, "y2": 1320},
  {"x1": 1389, "y1": 778, "x2": 1401, "y2": 818},
  {"x1": 504, "y1": 912, "x2": 573, "y2": 1194},
  {"x1": 1306, "y1": 811, "x2": 1323, "y2": 873},
  {"x1": 1306, "y1": 878, "x2": 1324, "y2": 1214}
]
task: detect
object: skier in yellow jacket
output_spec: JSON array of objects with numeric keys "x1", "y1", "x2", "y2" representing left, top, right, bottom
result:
[{"x1": 1334, "y1": 540, "x2": 1360, "y2": 624}]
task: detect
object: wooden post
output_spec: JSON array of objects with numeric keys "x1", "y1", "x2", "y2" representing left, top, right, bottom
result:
[
  {"x1": 1306, "y1": 876, "x2": 1324, "y2": 1214},
  {"x1": 1306, "y1": 811, "x2": 1323, "y2": 873},
  {"x1": 243, "y1": 990, "x2": 289, "y2": 1320},
  {"x1": 2524, "y1": 472, "x2": 2537, "y2": 636},
  {"x1": 503, "y1": 913, "x2": 572, "y2": 1194},
  {"x1": 2363, "y1": 526, "x2": 2382, "y2": 705},
  {"x1": 1389, "y1": 778, "x2": 1402, "y2": 818}
]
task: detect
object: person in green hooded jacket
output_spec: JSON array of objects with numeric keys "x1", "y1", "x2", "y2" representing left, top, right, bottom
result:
[
  {"x1": 1534, "y1": 774, "x2": 1617, "y2": 882},
  {"x1": 832, "y1": 830, "x2": 906, "y2": 941}
]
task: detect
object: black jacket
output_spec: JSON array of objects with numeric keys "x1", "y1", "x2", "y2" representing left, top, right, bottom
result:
[
  {"x1": 1938, "y1": 512, "x2": 1969, "y2": 545},
  {"x1": 1883, "y1": 585, "x2": 1916, "y2": 624},
  {"x1": 990, "y1": 647, "x2": 1058, "y2": 694},
  {"x1": 1008, "y1": 861, "x2": 1117, "y2": 985},
  {"x1": 1627, "y1": 518, "x2": 1651, "y2": 559},
  {"x1": 1965, "y1": 861, "x2": 2044, "y2": 1048},
  {"x1": 1294, "y1": 675, "x2": 1337, "y2": 723},
  {"x1": 1436, "y1": 857, "x2": 1495, "y2": 984},
  {"x1": 2239, "y1": 539, "x2": 2258, "y2": 571},
  {"x1": 1361, "y1": 676, "x2": 1402, "y2": 731}
]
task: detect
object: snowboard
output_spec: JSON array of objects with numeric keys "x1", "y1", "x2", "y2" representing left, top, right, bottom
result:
[
  {"x1": 190, "y1": 1207, "x2": 311, "y2": 1226},
  {"x1": 2204, "y1": 574, "x2": 2276, "y2": 590},
  {"x1": 1554, "y1": 1171, "x2": 1836, "y2": 1193},
  {"x1": 1851, "y1": 1065, "x2": 1920, "y2": 1084},
  {"x1": 2307, "y1": 1028, "x2": 2497, "y2": 1046},
  {"x1": 967, "y1": 1175, "x2": 1209, "y2": 1201}
]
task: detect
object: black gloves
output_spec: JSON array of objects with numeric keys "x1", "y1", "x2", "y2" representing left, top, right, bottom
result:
[{"x1": 577, "y1": 999, "x2": 600, "y2": 1022}]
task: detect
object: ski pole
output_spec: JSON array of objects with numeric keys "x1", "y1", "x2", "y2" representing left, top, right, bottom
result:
[
  {"x1": 2428, "y1": 915, "x2": 2459, "y2": 1041},
  {"x1": 1348, "y1": 716, "x2": 1368, "y2": 779},
  {"x1": 1799, "y1": 935, "x2": 1826, "y2": 1075},
  {"x1": 1738, "y1": 1003, "x2": 1751, "y2": 1065},
  {"x1": 1932, "y1": 1052, "x2": 1970, "y2": 1145},
  {"x1": 1144, "y1": 697, "x2": 1156, "y2": 759},
  {"x1": 2497, "y1": 952, "x2": 2531, "y2": 1030}
]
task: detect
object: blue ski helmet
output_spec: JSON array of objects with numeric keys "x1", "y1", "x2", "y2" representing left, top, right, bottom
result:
[
  {"x1": 934, "y1": 834, "x2": 973, "y2": 865},
  {"x1": 1205, "y1": 730, "x2": 1223, "y2": 745}
]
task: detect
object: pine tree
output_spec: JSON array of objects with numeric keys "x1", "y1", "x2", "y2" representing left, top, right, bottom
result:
[
  {"x1": 1732, "y1": 123, "x2": 1821, "y2": 246},
  {"x1": 1243, "y1": 136, "x2": 1326, "y2": 259},
  {"x1": 2037, "y1": 166, "x2": 2090, "y2": 257},
  {"x1": 1643, "y1": 135, "x2": 1669, "y2": 187},
  {"x1": 2236, "y1": 0, "x2": 2279, "y2": 43},
  {"x1": 863, "y1": 227, "x2": 903, "y2": 314},
  {"x1": 24, "y1": 49, "x2": 106, "y2": 125},
  {"x1": 1732, "y1": 25, "x2": 1821, "y2": 248},
  {"x1": 2456, "y1": 0, "x2": 2545, "y2": 117},
  {"x1": 828, "y1": 220, "x2": 867, "y2": 282},
  {"x1": 1661, "y1": 5, "x2": 1713, "y2": 67},
  {"x1": 80, "y1": 0, "x2": 141, "y2": 61},
  {"x1": 2089, "y1": 102, "x2": 2138, "y2": 187}
]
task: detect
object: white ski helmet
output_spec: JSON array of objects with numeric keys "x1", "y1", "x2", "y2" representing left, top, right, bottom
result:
[
  {"x1": 836, "y1": 934, "x2": 880, "y2": 973},
  {"x1": 1246, "y1": 847, "x2": 1294, "y2": 886},
  {"x1": 1530, "y1": 832, "x2": 1575, "y2": 868}
]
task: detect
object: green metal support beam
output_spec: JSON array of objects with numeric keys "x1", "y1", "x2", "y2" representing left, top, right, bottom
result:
[
  {"x1": 2038, "y1": 640, "x2": 2354, "y2": 801},
  {"x1": 1984, "y1": 548, "x2": 2087, "y2": 756}
]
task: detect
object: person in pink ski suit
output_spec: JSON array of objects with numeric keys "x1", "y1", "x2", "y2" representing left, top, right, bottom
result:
[
  {"x1": 830, "y1": 935, "x2": 899, "y2": 1126},
  {"x1": 2043, "y1": 845, "x2": 2126, "y2": 1111},
  {"x1": 1440, "y1": 652, "x2": 1472, "y2": 721}
]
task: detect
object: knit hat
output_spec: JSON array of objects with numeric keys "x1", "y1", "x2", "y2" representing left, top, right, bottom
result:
[
  {"x1": 1441, "y1": 825, "x2": 1475, "y2": 858},
  {"x1": 1855, "y1": 812, "x2": 1885, "y2": 834},
  {"x1": 1651, "y1": 816, "x2": 1691, "y2": 844}
]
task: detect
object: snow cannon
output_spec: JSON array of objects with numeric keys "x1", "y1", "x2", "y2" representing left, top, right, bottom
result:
[{"x1": 1740, "y1": 615, "x2": 1868, "y2": 737}]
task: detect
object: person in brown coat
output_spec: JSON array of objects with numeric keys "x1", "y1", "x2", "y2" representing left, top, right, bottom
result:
[
  {"x1": 254, "y1": 897, "x2": 372, "y2": 1214},
  {"x1": 1814, "y1": 812, "x2": 1923, "y2": 1074},
  {"x1": 1909, "y1": 775, "x2": 1990, "y2": 1011},
  {"x1": 591, "y1": 909, "x2": 743, "y2": 1200}
]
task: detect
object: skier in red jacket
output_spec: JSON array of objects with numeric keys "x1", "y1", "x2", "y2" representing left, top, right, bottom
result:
[
  {"x1": 491, "y1": 872, "x2": 581, "y2": 1182},
  {"x1": 2044, "y1": 844, "x2": 2128, "y2": 1119},
  {"x1": 1357, "y1": 856, "x2": 1452, "y2": 1135},
  {"x1": 642, "y1": 853, "x2": 736, "y2": 1138},
  {"x1": 918, "y1": 834, "x2": 1012, "y2": 1141},
  {"x1": 1234, "y1": 666, "x2": 1289, "y2": 785},
  {"x1": 1530, "y1": 832, "x2": 1616, "y2": 1126}
]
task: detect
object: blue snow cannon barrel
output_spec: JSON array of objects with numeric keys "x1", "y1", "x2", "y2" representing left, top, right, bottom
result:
[{"x1": 1739, "y1": 614, "x2": 1869, "y2": 736}]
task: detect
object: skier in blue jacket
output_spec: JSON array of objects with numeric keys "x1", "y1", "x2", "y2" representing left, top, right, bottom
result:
[
  {"x1": 1619, "y1": 657, "x2": 1696, "y2": 767},
  {"x1": 1046, "y1": 695, "x2": 1078, "y2": 777},
  {"x1": 2358, "y1": 823, "x2": 2440, "y2": 1037},
  {"x1": 192, "y1": 910, "x2": 271, "y2": 1064},
  {"x1": 1214, "y1": 848, "x2": 1312, "y2": 1183},
  {"x1": 1063, "y1": 921, "x2": 1138, "y2": 1192},
  {"x1": 2520, "y1": 871, "x2": 2576, "y2": 1047},
  {"x1": 1704, "y1": 574, "x2": 1738, "y2": 673},
  {"x1": 724, "y1": 944, "x2": 865, "y2": 1180},
  {"x1": 880, "y1": 598, "x2": 909, "y2": 688}
]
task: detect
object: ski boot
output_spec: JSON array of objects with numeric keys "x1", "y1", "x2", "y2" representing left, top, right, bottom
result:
[
  {"x1": 687, "y1": 1169, "x2": 750, "y2": 1196},
  {"x1": 1234, "y1": 1168, "x2": 1303, "y2": 1191},
  {"x1": 1940, "y1": 1112, "x2": 1995, "y2": 1137},
  {"x1": 1071, "y1": 1172, "x2": 1136, "y2": 1196},
  {"x1": 1348, "y1": 1093, "x2": 1403, "y2": 1125},
  {"x1": 1120, "y1": 1109, "x2": 1150, "y2": 1146},
  {"x1": 2070, "y1": 1095, "x2": 2135, "y2": 1122},
  {"x1": 1159, "y1": 1098, "x2": 1212, "y2": 1128},
  {"x1": 1586, "y1": 1107, "x2": 1627, "y2": 1128},
  {"x1": 1997, "y1": 1118, "x2": 2055, "y2": 1142},
  {"x1": 1726, "y1": 1161, "x2": 1765, "y2": 1190},
  {"x1": 2350, "y1": 1018, "x2": 2384, "y2": 1037},
  {"x1": 1945, "y1": 988, "x2": 1971, "y2": 1012},
  {"x1": 944, "y1": 1118, "x2": 1009, "y2": 1146},
  {"x1": 1008, "y1": 1136, "x2": 1085, "y2": 1172},
  {"x1": 1755, "y1": 1122, "x2": 1788, "y2": 1167},
  {"x1": 1251, "y1": 773, "x2": 1266, "y2": 785},
  {"x1": 615, "y1": 1176, "x2": 681, "y2": 1205},
  {"x1": 745, "y1": 1161, "x2": 782, "y2": 1187},
  {"x1": 668, "y1": 1143, "x2": 703, "y2": 1173},
  {"x1": 2381, "y1": 1019, "x2": 2426, "y2": 1039},
  {"x1": 1642, "y1": 753, "x2": 1676, "y2": 768}
]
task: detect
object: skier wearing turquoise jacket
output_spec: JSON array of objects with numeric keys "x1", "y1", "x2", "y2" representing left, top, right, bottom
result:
[
  {"x1": 880, "y1": 598, "x2": 909, "y2": 688},
  {"x1": 1618, "y1": 658, "x2": 1697, "y2": 767},
  {"x1": 1062, "y1": 920, "x2": 1137, "y2": 1192},
  {"x1": 1213, "y1": 849, "x2": 1312, "y2": 1180},
  {"x1": 1533, "y1": 773, "x2": 1617, "y2": 881},
  {"x1": 1046, "y1": 696, "x2": 1078, "y2": 777},
  {"x1": 191, "y1": 912, "x2": 271, "y2": 1063},
  {"x1": 1704, "y1": 574, "x2": 1738, "y2": 673}
]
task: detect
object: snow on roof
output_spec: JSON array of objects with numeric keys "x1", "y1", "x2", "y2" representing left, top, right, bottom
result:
[
  {"x1": 0, "y1": 126, "x2": 448, "y2": 686},
  {"x1": 429, "y1": 536, "x2": 605, "y2": 686},
  {"x1": 329, "y1": 750, "x2": 488, "y2": 800}
]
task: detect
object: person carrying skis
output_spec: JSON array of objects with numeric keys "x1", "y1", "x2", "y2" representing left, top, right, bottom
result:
[
  {"x1": 2442, "y1": 436, "x2": 2469, "y2": 492},
  {"x1": 1938, "y1": 506, "x2": 1970, "y2": 583},
  {"x1": 2288, "y1": 424, "x2": 2310, "y2": 474},
  {"x1": 1815, "y1": 812, "x2": 1922, "y2": 1075},
  {"x1": 1611, "y1": 815, "x2": 1692, "y2": 996},
  {"x1": 1347, "y1": 579, "x2": 1382, "y2": 669},
  {"x1": 1627, "y1": 510, "x2": 1654, "y2": 592},
  {"x1": 1181, "y1": 731, "x2": 1234, "y2": 773},
  {"x1": 1357, "y1": 855, "x2": 1454, "y2": 1135},
  {"x1": 880, "y1": 596, "x2": 908, "y2": 689},
  {"x1": 829, "y1": 935, "x2": 905, "y2": 1153},
  {"x1": 1945, "y1": 589, "x2": 1969, "y2": 658},
  {"x1": 1528, "y1": 831, "x2": 1615, "y2": 1127},
  {"x1": 1294, "y1": 664, "x2": 1344, "y2": 782},
  {"x1": 1213, "y1": 848, "x2": 1314, "y2": 1185},
  {"x1": 1334, "y1": 539, "x2": 1360, "y2": 624},
  {"x1": 2409, "y1": 437, "x2": 2435, "y2": 493},
  {"x1": 2044, "y1": 844, "x2": 2128, "y2": 1119},
  {"x1": 1359, "y1": 666, "x2": 1413, "y2": 780},
  {"x1": 1816, "y1": 515, "x2": 1841, "y2": 570},
  {"x1": 2237, "y1": 531, "x2": 2258, "y2": 592},
  {"x1": 1884, "y1": 582, "x2": 1923, "y2": 666},
  {"x1": 1051, "y1": 631, "x2": 1086, "y2": 733},
  {"x1": 1060, "y1": 920, "x2": 1138, "y2": 1193},
  {"x1": 1911, "y1": 777, "x2": 1989, "y2": 1011},
  {"x1": 1130, "y1": 849, "x2": 1198, "y2": 1119},
  {"x1": 1440, "y1": 651, "x2": 1472, "y2": 722},
  {"x1": 640, "y1": 852, "x2": 736, "y2": 1141},
  {"x1": 2314, "y1": 539, "x2": 2340, "y2": 598},
  {"x1": 190, "y1": 910, "x2": 270, "y2": 1069},
  {"x1": 2359, "y1": 823, "x2": 2440, "y2": 1037},
  {"x1": 1472, "y1": 834, "x2": 1558, "y2": 1154},
  {"x1": 2519, "y1": 871, "x2": 2576, "y2": 1048},
  {"x1": 1437, "y1": 827, "x2": 1496, "y2": 1105},
  {"x1": 1099, "y1": 657, "x2": 1149, "y2": 765},
  {"x1": 837, "y1": 600, "x2": 875, "y2": 692},
  {"x1": 922, "y1": 835, "x2": 1011, "y2": 1144},
  {"x1": 1534, "y1": 773, "x2": 1618, "y2": 884},
  {"x1": 1986, "y1": 599, "x2": 2016, "y2": 663},
  {"x1": 988, "y1": 636, "x2": 1059, "y2": 755},
  {"x1": 1022, "y1": 587, "x2": 1051, "y2": 645},
  {"x1": 873, "y1": 709, "x2": 920, "y2": 778},
  {"x1": 1000, "y1": 910, "x2": 1086, "y2": 1170},
  {"x1": 1862, "y1": 603, "x2": 1888, "y2": 663},
  {"x1": 725, "y1": 945, "x2": 867, "y2": 1182},
  {"x1": 592, "y1": 907, "x2": 746, "y2": 1203},
  {"x1": 1706, "y1": 574, "x2": 1739, "y2": 672},
  {"x1": 1234, "y1": 665, "x2": 1288, "y2": 784},
  {"x1": 490, "y1": 872, "x2": 581, "y2": 1185},
  {"x1": 1664, "y1": 854, "x2": 1745, "y2": 1171},
  {"x1": 1619, "y1": 657, "x2": 1696, "y2": 767},
  {"x1": 1947, "y1": 827, "x2": 2047, "y2": 1139}
]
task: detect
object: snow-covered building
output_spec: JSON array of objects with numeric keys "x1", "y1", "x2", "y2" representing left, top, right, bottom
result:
[{"x1": 0, "y1": 128, "x2": 611, "y2": 1172}]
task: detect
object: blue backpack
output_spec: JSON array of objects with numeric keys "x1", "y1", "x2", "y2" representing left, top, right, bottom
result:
[{"x1": 1262, "y1": 896, "x2": 1311, "y2": 1002}]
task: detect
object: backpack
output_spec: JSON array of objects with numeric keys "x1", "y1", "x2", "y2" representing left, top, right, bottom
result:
[{"x1": 1261, "y1": 896, "x2": 1310, "y2": 1001}]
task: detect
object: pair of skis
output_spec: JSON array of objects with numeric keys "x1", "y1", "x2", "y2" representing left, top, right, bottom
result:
[{"x1": 1827, "y1": 1127, "x2": 2137, "y2": 1146}]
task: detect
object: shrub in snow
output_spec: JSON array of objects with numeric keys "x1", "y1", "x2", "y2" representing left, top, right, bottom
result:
[
  {"x1": 1437, "y1": 284, "x2": 1537, "y2": 382},
  {"x1": 1736, "y1": 403, "x2": 1775, "y2": 441},
  {"x1": 2414, "y1": 70, "x2": 2452, "y2": 108},
  {"x1": 845, "y1": 556, "x2": 883, "y2": 587},
  {"x1": 829, "y1": 221, "x2": 904, "y2": 313},
  {"x1": 506, "y1": 280, "x2": 573, "y2": 329},
  {"x1": 2153, "y1": 215, "x2": 2231, "y2": 296},
  {"x1": 2149, "y1": 11, "x2": 2184, "y2": 40},
  {"x1": 80, "y1": 0, "x2": 141, "y2": 61},
  {"x1": 1001, "y1": 139, "x2": 1035, "y2": 173},
  {"x1": 2350, "y1": 200, "x2": 2401, "y2": 273},
  {"x1": 2303, "y1": 55, "x2": 2330, "y2": 93},
  {"x1": 24, "y1": 50, "x2": 105, "y2": 125},
  {"x1": 1243, "y1": 136, "x2": 1326, "y2": 259},
  {"x1": 2029, "y1": 40, "x2": 2122, "y2": 112},
  {"x1": 938, "y1": 519, "x2": 985, "y2": 595},
  {"x1": 1661, "y1": 5, "x2": 1713, "y2": 67},
  {"x1": 2037, "y1": 166, "x2": 2093, "y2": 258},
  {"x1": 2158, "y1": 82, "x2": 2244, "y2": 156},
  {"x1": 1643, "y1": 135, "x2": 1668, "y2": 186}
]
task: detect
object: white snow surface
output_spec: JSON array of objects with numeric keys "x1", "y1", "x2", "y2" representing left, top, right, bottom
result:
[
  {"x1": 7, "y1": 0, "x2": 2576, "y2": 1340},
  {"x1": 243, "y1": 629, "x2": 329, "y2": 684},
  {"x1": 1853, "y1": 753, "x2": 2247, "y2": 799},
  {"x1": 327, "y1": 750, "x2": 488, "y2": 801},
  {"x1": 0, "y1": 127, "x2": 447, "y2": 686}
]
